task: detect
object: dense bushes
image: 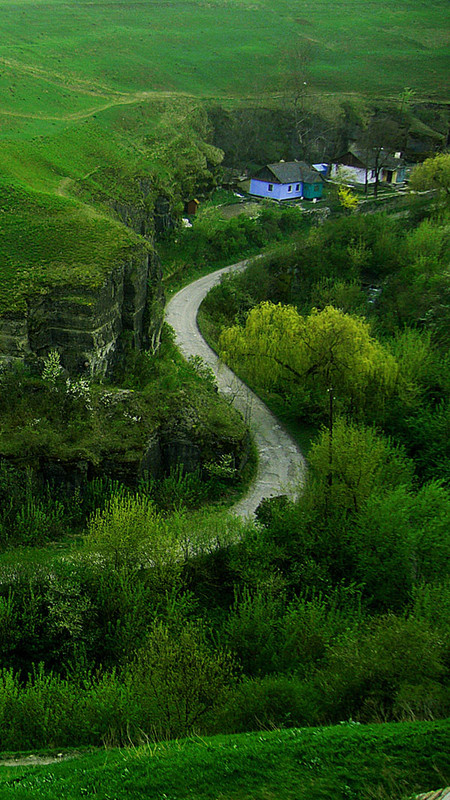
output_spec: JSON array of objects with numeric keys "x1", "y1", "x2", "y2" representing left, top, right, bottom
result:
[
  {"x1": 0, "y1": 580, "x2": 448, "y2": 748},
  {"x1": 201, "y1": 210, "x2": 449, "y2": 483},
  {"x1": 159, "y1": 201, "x2": 309, "y2": 286}
]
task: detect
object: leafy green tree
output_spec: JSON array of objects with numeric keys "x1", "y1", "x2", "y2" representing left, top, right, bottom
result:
[
  {"x1": 317, "y1": 614, "x2": 449, "y2": 722},
  {"x1": 378, "y1": 217, "x2": 449, "y2": 341},
  {"x1": 220, "y1": 302, "x2": 399, "y2": 425},
  {"x1": 308, "y1": 418, "x2": 414, "y2": 515},
  {"x1": 132, "y1": 620, "x2": 236, "y2": 737},
  {"x1": 410, "y1": 153, "x2": 450, "y2": 204},
  {"x1": 85, "y1": 495, "x2": 181, "y2": 584},
  {"x1": 353, "y1": 481, "x2": 450, "y2": 611}
]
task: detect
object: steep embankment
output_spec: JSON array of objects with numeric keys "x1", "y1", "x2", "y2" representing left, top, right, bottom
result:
[
  {"x1": 165, "y1": 260, "x2": 307, "y2": 516},
  {"x1": 0, "y1": 182, "x2": 164, "y2": 376}
]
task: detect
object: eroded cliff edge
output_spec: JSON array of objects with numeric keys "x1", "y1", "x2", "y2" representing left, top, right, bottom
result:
[
  {"x1": 0, "y1": 246, "x2": 164, "y2": 377},
  {"x1": 0, "y1": 183, "x2": 250, "y2": 486},
  {"x1": 0, "y1": 178, "x2": 167, "y2": 378}
]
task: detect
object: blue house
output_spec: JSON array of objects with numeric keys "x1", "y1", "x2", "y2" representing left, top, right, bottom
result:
[{"x1": 249, "y1": 161, "x2": 324, "y2": 201}]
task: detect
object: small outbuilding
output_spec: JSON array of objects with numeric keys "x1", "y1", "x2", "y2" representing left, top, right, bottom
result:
[
  {"x1": 184, "y1": 198, "x2": 200, "y2": 216},
  {"x1": 249, "y1": 161, "x2": 324, "y2": 201}
]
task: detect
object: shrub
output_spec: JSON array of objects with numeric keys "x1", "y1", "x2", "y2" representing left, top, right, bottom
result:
[
  {"x1": 131, "y1": 620, "x2": 237, "y2": 738},
  {"x1": 353, "y1": 482, "x2": 450, "y2": 611},
  {"x1": 217, "y1": 674, "x2": 315, "y2": 733},
  {"x1": 85, "y1": 494, "x2": 182, "y2": 584},
  {"x1": 314, "y1": 614, "x2": 449, "y2": 723}
]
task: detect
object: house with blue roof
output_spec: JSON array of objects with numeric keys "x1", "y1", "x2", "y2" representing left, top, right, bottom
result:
[{"x1": 249, "y1": 161, "x2": 324, "y2": 201}]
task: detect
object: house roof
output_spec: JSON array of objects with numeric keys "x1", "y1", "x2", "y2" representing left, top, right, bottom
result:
[
  {"x1": 336, "y1": 145, "x2": 404, "y2": 170},
  {"x1": 254, "y1": 161, "x2": 324, "y2": 185}
]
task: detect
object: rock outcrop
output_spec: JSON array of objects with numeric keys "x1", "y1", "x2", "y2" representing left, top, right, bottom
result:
[
  {"x1": 11, "y1": 397, "x2": 250, "y2": 490},
  {"x1": 0, "y1": 245, "x2": 164, "y2": 378}
]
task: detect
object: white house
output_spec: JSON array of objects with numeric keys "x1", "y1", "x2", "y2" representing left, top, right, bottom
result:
[{"x1": 330, "y1": 145, "x2": 406, "y2": 186}]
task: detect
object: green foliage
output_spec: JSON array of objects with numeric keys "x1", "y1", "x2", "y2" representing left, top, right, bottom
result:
[
  {"x1": 85, "y1": 495, "x2": 181, "y2": 581},
  {"x1": 308, "y1": 419, "x2": 414, "y2": 514},
  {"x1": 378, "y1": 216, "x2": 449, "y2": 339},
  {"x1": 221, "y1": 589, "x2": 356, "y2": 678},
  {"x1": 218, "y1": 674, "x2": 314, "y2": 732},
  {"x1": 187, "y1": 355, "x2": 218, "y2": 391},
  {"x1": 144, "y1": 466, "x2": 212, "y2": 512},
  {"x1": 161, "y1": 203, "x2": 307, "y2": 290},
  {"x1": 353, "y1": 482, "x2": 450, "y2": 611},
  {"x1": 315, "y1": 614, "x2": 450, "y2": 723},
  {"x1": 410, "y1": 153, "x2": 450, "y2": 202},
  {"x1": 0, "y1": 463, "x2": 66, "y2": 548},
  {"x1": 132, "y1": 620, "x2": 236, "y2": 739},
  {"x1": 220, "y1": 301, "x2": 399, "y2": 422},
  {"x1": 41, "y1": 350, "x2": 63, "y2": 385}
]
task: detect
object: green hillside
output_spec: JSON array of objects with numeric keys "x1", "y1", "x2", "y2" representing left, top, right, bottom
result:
[
  {"x1": 0, "y1": 0, "x2": 448, "y2": 128},
  {"x1": 0, "y1": 720, "x2": 448, "y2": 800},
  {"x1": 0, "y1": 0, "x2": 448, "y2": 309}
]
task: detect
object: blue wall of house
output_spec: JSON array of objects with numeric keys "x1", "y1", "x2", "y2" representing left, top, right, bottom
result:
[
  {"x1": 395, "y1": 166, "x2": 406, "y2": 183},
  {"x1": 250, "y1": 178, "x2": 323, "y2": 200},
  {"x1": 250, "y1": 178, "x2": 303, "y2": 200}
]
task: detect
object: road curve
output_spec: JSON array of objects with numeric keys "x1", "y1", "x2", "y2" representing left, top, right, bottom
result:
[{"x1": 165, "y1": 260, "x2": 307, "y2": 517}]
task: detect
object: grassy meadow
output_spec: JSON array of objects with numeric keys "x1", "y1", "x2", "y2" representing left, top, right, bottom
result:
[
  {"x1": 0, "y1": 721, "x2": 448, "y2": 800},
  {"x1": 0, "y1": 0, "x2": 448, "y2": 310},
  {"x1": 0, "y1": 0, "x2": 448, "y2": 126}
]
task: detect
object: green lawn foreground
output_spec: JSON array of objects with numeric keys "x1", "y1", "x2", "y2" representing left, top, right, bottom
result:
[{"x1": 0, "y1": 720, "x2": 448, "y2": 800}]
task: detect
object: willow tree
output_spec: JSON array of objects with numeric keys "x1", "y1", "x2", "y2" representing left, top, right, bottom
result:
[
  {"x1": 409, "y1": 153, "x2": 450, "y2": 205},
  {"x1": 219, "y1": 302, "x2": 398, "y2": 430}
]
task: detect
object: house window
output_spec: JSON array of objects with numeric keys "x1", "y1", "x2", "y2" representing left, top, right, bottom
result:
[
  {"x1": 370, "y1": 170, "x2": 376, "y2": 179},
  {"x1": 287, "y1": 185, "x2": 292, "y2": 193},
  {"x1": 268, "y1": 183, "x2": 273, "y2": 192},
  {"x1": 296, "y1": 184, "x2": 300, "y2": 191}
]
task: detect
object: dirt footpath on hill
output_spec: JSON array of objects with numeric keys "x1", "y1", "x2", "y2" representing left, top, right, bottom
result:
[{"x1": 165, "y1": 260, "x2": 307, "y2": 517}]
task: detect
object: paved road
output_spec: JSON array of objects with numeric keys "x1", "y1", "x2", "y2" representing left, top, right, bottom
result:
[{"x1": 165, "y1": 260, "x2": 307, "y2": 517}]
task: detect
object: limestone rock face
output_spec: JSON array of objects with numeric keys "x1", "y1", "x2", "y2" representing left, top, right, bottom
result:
[
  {"x1": 0, "y1": 247, "x2": 164, "y2": 378},
  {"x1": 154, "y1": 195, "x2": 176, "y2": 235}
]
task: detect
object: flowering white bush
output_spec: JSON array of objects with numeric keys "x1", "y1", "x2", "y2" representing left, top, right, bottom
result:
[{"x1": 65, "y1": 377, "x2": 92, "y2": 411}]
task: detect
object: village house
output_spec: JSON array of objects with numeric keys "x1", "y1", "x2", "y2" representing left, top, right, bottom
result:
[
  {"x1": 249, "y1": 161, "x2": 324, "y2": 201},
  {"x1": 330, "y1": 145, "x2": 406, "y2": 186}
]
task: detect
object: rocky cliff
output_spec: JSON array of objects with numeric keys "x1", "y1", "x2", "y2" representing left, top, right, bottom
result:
[{"x1": 0, "y1": 244, "x2": 164, "y2": 378}]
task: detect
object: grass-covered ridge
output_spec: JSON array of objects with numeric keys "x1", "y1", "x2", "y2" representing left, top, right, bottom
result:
[
  {"x1": 0, "y1": 721, "x2": 448, "y2": 800},
  {"x1": 0, "y1": 99, "x2": 221, "y2": 312},
  {"x1": 0, "y1": 181, "x2": 148, "y2": 313},
  {"x1": 0, "y1": 0, "x2": 448, "y2": 119},
  {"x1": 0, "y1": 0, "x2": 447, "y2": 315}
]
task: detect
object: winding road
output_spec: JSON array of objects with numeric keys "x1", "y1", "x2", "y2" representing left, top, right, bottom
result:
[{"x1": 165, "y1": 260, "x2": 307, "y2": 517}]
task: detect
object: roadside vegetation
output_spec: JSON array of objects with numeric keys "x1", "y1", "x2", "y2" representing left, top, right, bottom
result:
[{"x1": 0, "y1": 1, "x2": 449, "y2": 795}]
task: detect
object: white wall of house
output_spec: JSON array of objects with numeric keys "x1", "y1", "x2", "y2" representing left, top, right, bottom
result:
[{"x1": 330, "y1": 164, "x2": 375, "y2": 185}]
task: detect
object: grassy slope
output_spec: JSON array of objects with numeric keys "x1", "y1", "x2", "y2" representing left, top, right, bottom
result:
[
  {"x1": 0, "y1": 181, "x2": 148, "y2": 313},
  {"x1": 0, "y1": 0, "x2": 448, "y2": 117},
  {"x1": 0, "y1": 721, "x2": 448, "y2": 800},
  {"x1": 0, "y1": 0, "x2": 448, "y2": 312}
]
